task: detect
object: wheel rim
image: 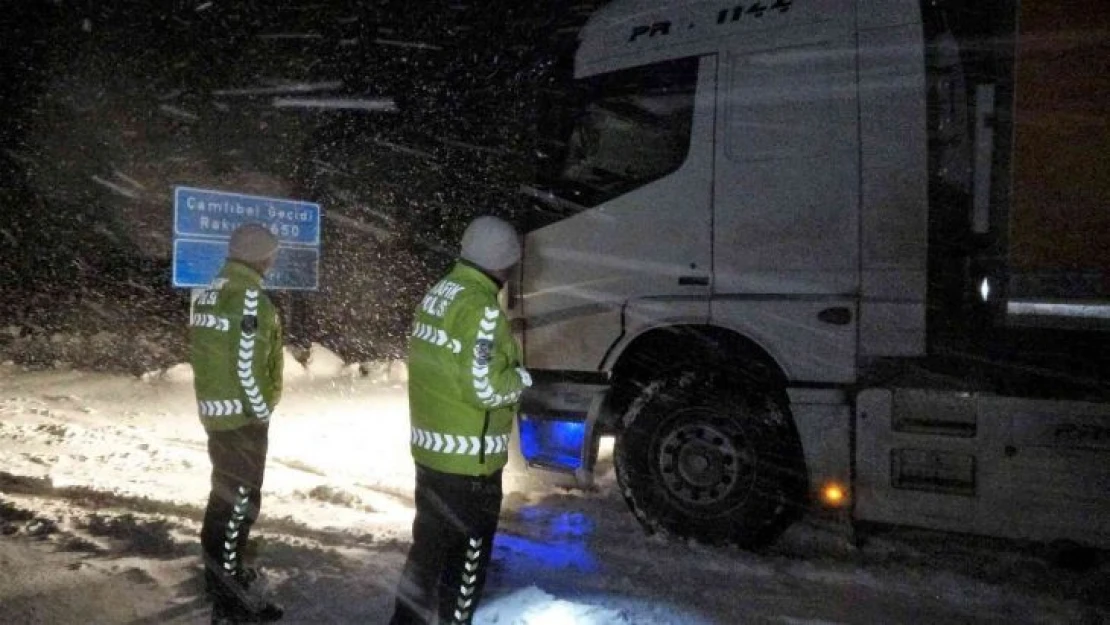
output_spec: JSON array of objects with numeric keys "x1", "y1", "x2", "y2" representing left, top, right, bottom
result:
[{"x1": 655, "y1": 412, "x2": 754, "y2": 508}]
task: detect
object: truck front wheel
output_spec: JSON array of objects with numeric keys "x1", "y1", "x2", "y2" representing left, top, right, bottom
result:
[{"x1": 614, "y1": 371, "x2": 806, "y2": 548}]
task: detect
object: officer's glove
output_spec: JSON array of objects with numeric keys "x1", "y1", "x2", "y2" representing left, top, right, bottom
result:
[{"x1": 515, "y1": 366, "x2": 533, "y2": 388}]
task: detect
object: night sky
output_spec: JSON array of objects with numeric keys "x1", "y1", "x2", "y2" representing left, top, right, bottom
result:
[{"x1": 0, "y1": 1, "x2": 599, "y2": 370}]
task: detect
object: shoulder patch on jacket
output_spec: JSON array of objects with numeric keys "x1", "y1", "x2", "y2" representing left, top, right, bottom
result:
[{"x1": 474, "y1": 339, "x2": 493, "y2": 365}]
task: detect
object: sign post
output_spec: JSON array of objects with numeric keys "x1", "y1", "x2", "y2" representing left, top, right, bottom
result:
[{"x1": 172, "y1": 186, "x2": 322, "y2": 290}]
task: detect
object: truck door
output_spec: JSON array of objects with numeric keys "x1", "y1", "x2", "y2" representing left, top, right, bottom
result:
[
  {"x1": 519, "y1": 54, "x2": 716, "y2": 373},
  {"x1": 711, "y1": 35, "x2": 861, "y2": 384}
]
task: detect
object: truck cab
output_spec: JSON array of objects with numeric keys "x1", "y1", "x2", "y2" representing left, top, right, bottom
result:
[{"x1": 513, "y1": 0, "x2": 1110, "y2": 549}]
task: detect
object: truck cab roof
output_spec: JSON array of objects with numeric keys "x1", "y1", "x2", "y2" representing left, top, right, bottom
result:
[{"x1": 575, "y1": 0, "x2": 922, "y2": 78}]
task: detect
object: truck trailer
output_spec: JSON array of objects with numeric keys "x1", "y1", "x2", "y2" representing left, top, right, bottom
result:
[{"x1": 512, "y1": 0, "x2": 1110, "y2": 549}]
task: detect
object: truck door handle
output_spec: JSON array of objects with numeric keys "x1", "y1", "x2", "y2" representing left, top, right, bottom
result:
[
  {"x1": 818, "y1": 307, "x2": 852, "y2": 325},
  {"x1": 678, "y1": 276, "x2": 709, "y2": 286}
]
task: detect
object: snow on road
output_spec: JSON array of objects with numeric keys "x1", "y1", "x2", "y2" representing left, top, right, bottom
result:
[{"x1": 0, "y1": 355, "x2": 1106, "y2": 624}]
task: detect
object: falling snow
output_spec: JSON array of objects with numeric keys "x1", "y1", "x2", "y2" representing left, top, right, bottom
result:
[
  {"x1": 1, "y1": 2, "x2": 1108, "y2": 624},
  {"x1": 2, "y1": 0, "x2": 588, "y2": 369}
]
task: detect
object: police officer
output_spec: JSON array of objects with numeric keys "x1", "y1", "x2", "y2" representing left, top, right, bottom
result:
[
  {"x1": 190, "y1": 223, "x2": 285, "y2": 624},
  {"x1": 391, "y1": 216, "x2": 532, "y2": 625}
]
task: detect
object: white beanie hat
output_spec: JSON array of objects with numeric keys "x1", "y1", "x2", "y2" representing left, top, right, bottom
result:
[
  {"x1": 460, "y1": 216, "x2": 521, "y2": 272},
  {"x1": 228, "y1": 223, "x2": 279, "y2": 263}
]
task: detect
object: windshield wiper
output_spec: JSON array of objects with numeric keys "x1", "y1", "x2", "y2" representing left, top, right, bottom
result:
[{"x1": 518, "y1": 184, "x2": 589, "y2": 216}]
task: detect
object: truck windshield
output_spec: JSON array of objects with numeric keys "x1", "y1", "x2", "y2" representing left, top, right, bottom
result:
[{"x1": 536, "y1": 56, "x2": 699, "y2": 211}]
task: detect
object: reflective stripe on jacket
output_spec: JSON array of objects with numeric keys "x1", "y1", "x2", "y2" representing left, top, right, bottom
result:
[
  {"x1": 190, "y1": 260, "x2": 283, "y2": 432},
  {"x1": 407, "y1": 261, "x2": 530, "y2": 476}
]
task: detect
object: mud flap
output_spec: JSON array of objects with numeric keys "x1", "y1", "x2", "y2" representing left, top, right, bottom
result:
[{"x1": 517, "y1": 381, "x2": 608, "y2": 489}]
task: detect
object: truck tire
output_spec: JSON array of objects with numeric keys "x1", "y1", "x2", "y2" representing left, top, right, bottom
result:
[{"x1": 614, "y1": 371, "x2": 806, "y2": 548}]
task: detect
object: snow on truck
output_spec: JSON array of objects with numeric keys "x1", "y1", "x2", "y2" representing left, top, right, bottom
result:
[{"x1": 510, "y1": 0, "x2": 1110, "y2": 549}]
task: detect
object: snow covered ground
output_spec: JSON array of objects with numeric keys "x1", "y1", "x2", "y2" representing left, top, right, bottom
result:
[{"x1": 0, "y1": 351, "x2": 1106, "y2": 624}]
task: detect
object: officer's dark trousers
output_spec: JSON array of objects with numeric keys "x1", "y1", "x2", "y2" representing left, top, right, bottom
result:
[
  {"x1": 390, "y1": 464, "x2": 503, "y2": 625},
  {"x1": 200, "y1": 422, "x2": 269, "y2": 606}
]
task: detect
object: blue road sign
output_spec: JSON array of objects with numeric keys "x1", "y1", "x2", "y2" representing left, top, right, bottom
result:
[
  {"x1": 174, "y1": 186, "x2": 321, "y2": 246},
  {"x1": 173, "y1": 239, "x2": 319, "y2": 290},
  {"x1": 172, "y1": 187, "x2": 322, "y2": 290}
]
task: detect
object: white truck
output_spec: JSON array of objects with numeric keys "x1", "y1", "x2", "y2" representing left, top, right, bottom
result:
[{"x1": 511, "y1": 0, "x2": 1110, "y2": 549}]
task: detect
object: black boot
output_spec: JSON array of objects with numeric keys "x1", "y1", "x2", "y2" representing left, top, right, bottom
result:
[
  {"x1": 205, "y1": 567, "x2": 260, "y2": 601},
  {"x1": 208, "y1": 567, "x2": 283, "y2": 623},
  {"x1": 211, "y1": 600, "x2": 284, "y2": 624}
]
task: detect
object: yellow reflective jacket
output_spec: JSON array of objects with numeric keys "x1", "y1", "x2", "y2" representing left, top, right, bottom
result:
[
  {"x1": 407, "y1": 262, "x2": 530, "y2": 475},
  {"x1": 189, "y1": 260, "x2": 283, "y2": 432}
]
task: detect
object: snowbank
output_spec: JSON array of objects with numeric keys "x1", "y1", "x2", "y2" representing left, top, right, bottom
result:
[
  {"x1": 137, "y1": 344, "x2": 408, "y2": 387},
  {"x1": 0, "y1": 329, "x2": 182, "y2": 374},
  {"x1": 162, "y1": 362, "x2": 194, "y2": 384}
]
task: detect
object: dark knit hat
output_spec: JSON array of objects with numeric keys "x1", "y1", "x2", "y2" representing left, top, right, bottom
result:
[{"x1": 228, "y1": 223, "x2": 279, "y2": 263}]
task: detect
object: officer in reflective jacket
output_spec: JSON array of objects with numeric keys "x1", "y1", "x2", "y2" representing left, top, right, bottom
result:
[
  {"x1": 190, "y1": 223, "x2": 285, "y2": 624},
  {"x1": 391, "y1": 216, "x2": 532, "y2": 625}
]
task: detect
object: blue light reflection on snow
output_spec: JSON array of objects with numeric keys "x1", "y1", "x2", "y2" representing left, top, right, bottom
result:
[
  {"x1": 493, "y1": 532, "x2": 598, "y2": 574},
  {"x1": 485, "y1": 508, "x2": 712, "y2": 623},
  {"x1": 492, "y1": 507, "x2": 599, "y2": 580},
  {"x1": 515, "y1": 507, "x2": 595, "y2": 540}
]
